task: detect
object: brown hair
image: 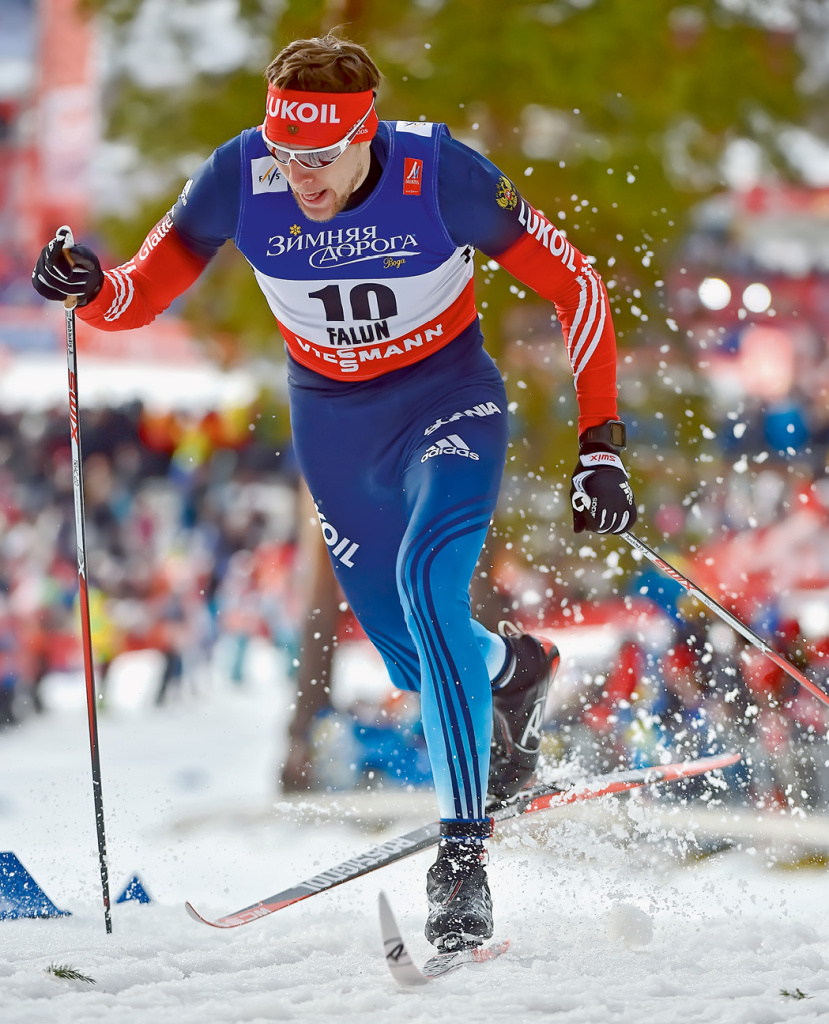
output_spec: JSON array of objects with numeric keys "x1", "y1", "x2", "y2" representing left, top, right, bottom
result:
[{"x1": 265, "y1": 34, "x2": 382, "y2": 93}]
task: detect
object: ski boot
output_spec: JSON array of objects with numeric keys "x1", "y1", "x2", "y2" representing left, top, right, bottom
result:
[
  {"x1": 488, "y1": 621, "x2": 561, "y2": 805},
  {"x1": 425, "y1": 822, "x2": 493, "y2": 951}
]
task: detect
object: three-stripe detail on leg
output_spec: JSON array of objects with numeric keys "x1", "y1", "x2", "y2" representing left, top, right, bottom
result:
[{"x1": 399, "y1": 497, "x2": 494, "y2": 820}]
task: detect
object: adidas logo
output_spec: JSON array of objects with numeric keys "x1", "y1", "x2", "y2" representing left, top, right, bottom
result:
[{"x1": 420, "y1": 433, "x2": 480, "y2": 463}]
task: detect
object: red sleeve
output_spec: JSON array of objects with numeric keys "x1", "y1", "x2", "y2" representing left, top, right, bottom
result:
[
  {"x1": 494, "y1": 202, "x2": 618, "y2": 434},
  {"x1": 77, "y1": 214, "x2": 210, "y2": 331}
]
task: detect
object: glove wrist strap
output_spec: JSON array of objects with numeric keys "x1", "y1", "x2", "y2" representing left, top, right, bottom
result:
[{"x1": 579, "y1": 419, "x2": 627, "y2": 451}]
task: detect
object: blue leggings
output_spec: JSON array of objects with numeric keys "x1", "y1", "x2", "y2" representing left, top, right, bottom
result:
[{"x1": 289, "y1": 341, "x2": 508, "y2": 821}]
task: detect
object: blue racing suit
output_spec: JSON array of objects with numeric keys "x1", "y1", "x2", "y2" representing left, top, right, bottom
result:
[{"x1": 79, "y1": 118, "x2": 620, "y2": 828}]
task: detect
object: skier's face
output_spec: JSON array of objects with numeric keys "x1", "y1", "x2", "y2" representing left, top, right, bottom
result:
[{"x1": 276, "y1": 141, "x2": 371, "y2": 222}]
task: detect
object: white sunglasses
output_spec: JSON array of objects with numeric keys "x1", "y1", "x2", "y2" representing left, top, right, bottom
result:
[{"x1": 262, "y1": 102, "x2": 374, "y2": 169}]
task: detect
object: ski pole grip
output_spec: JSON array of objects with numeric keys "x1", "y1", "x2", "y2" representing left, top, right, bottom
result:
[{"x1": 57, "y1": 224, "x2": 78, "y2": 310}]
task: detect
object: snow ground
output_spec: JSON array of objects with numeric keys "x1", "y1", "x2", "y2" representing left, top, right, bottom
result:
[{"x1": 2, "y1": 650, "x2": 829, "y2": 1023}]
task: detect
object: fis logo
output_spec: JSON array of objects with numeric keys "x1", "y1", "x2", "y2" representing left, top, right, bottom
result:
[
  {"x1": 251, "y1": 157, "x2": 288, "y2": 195},
  {"x1": 420, "y1": 434, "x2": 480, "y2": 463},
  {"x1": 395, "y1": 121, "x2": 434, "y2": 137},
  {"x1": 403, "y1": 158, "x2": 423, "y2": 196}
]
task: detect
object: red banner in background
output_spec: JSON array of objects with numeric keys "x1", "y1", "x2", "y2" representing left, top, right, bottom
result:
[
  {"x1": 0, "y1": 305, "x2": 203, "y2": 365},
  {"x1": 74, "y1": 316, "x2": 203, "y2": 364},
  {"x1": 15, "y1": 0, "x2": 99, "y2": 263}
]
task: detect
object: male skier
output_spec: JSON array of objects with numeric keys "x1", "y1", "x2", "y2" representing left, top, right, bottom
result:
[{"x1": 33, "y1": 34, "x2": 636, "y2": 951}]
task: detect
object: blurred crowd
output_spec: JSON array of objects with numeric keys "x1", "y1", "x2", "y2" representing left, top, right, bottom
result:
[
  {"x1": 546, "y1": 614, "x2": 829, "y2": 813},
  {"x1": 526, "y1": 458, "x2": 829, "y2": 814},
  {"x1": 0, "y1": 401, "x2": 302, "y2": 723}
]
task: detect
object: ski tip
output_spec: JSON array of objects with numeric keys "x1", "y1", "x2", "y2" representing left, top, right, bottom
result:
[
  {"x1": 638, "y1": 751, "x2": 742, "y2": 787},
  {"x1": 378, "y1": 890, "x2": 405, "y2": 954},
  {"x1": 184, "y1": 901, "x2": 210, "y2": 925},
  {"x1": 184, "y1": 901, "x2": 238, "y2": 929},
  {"x1": 715, "y1": 751, "x2": 741, "y2": 768},
  {"x1": 675, "y1": 751, "x2": 742, "y2": 775},
  {"x1": 378, "y1": 891, "x2": 429, "y2": 987},
  {"x1": 378, "y1": 890, "x2": 396, "y2": 940}
]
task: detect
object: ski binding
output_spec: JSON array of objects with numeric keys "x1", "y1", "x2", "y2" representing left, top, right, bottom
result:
[{"x1": 379, "y1": 890, "x2": 509, "y2": 985}]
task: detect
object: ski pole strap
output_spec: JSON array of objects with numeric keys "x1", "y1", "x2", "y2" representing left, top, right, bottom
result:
[{"x1": 439, "y1": 818, "x2": 494, "y2": 839}]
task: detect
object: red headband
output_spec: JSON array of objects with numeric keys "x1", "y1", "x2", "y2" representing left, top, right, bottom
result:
[{"x1": 263, "y1": 85, "x2": 377, "y2": 147}]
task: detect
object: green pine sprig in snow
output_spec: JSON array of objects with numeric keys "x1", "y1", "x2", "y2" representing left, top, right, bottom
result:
[{"x1": 46, "y1": 963, "x2": 97, "y2": 984}]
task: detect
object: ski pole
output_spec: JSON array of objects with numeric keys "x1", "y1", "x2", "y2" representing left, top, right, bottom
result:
[
  {"x1": 619, "y1": 529, "x2": 829, "y2": 710},
  {"x1": 60, "y1": 225, "x2": 113, "y2": 934}
]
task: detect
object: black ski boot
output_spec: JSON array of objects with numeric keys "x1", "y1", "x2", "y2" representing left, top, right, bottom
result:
[
  {"x1": 488, "y1": 621, "x2": 561, "y2": 805},
  {"x1": 425, "y1": 822, "x2": 493, "y2": 951}
]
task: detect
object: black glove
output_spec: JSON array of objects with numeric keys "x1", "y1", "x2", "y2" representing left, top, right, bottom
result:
[
  {"x1": 570, "y1": 443, "x2": 637, "y2": 534},
  {"x1": 32, "y1": 226, "x2": 104, "y2": 306}
]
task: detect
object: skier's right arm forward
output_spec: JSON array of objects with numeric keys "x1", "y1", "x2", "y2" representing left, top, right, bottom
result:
[{"x1": 31, "y1": 138, "x2": 241, "y2": 330}]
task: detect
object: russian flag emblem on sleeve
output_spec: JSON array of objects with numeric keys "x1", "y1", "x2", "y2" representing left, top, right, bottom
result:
[{"x1": 403, "y1": 158, "x2": 423, "y2": 195}]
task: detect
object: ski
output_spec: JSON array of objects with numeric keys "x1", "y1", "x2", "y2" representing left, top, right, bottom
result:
[
  {"x1": 379, "y1": 891, "x2": 509, "y2": 985},
  {"x1": 185, "y1": 751, "x2": 740, "y2": 929}
]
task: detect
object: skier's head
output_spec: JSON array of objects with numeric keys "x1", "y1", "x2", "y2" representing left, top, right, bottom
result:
[
  {"x1": 265, "y1": 34, "x2": 382, "y2": 94},
  {"x1": 261, "y1": 34, "x2": 382, "y2": 222},
  {"x1": 263, "y1": 33, "x2": 381, "y2": 150}
]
